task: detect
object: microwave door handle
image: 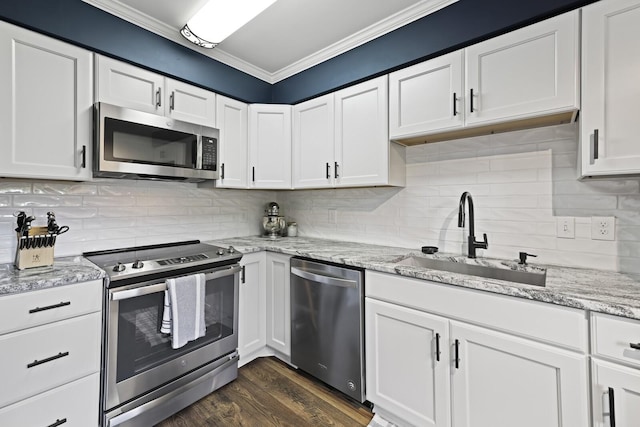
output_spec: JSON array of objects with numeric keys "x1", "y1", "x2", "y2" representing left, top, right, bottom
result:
[{"x1": 196, "y1": 135, "x2": 203, "y2": 169}]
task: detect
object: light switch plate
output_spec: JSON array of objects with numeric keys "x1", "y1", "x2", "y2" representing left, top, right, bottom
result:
[
  {"x1": 556, "y1": 217, "x2": 575, "y2": 239},
  {"x1": 591, "y1": 216, "x2": 615, "y2": 241}
]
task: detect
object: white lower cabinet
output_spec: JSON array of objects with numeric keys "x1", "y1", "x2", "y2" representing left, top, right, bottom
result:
[
  {"x1": 0, "y1": 280, "x2": 102, "y2": 427},
  {"x1": 238, "y1": 252, "x2": 267, "y2": 365},
  {"x1": 265, "y1": 253, "x2": 292, "y2": 358},
  {"x1": 366, "y1": 298, "x2": 450, "y2": 427},
  {"x1": 365, "y1": 271, "x2": 589, "y2": 427}
]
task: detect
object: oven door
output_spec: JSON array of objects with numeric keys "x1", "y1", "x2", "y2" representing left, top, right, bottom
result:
[{"x1": 104, "y1": 264, "x2": 239, "y2": 412}]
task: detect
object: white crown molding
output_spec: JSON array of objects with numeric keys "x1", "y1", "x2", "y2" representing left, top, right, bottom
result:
[{"x1": 82, "y1": 0, "x2": 458, "y2": 84}]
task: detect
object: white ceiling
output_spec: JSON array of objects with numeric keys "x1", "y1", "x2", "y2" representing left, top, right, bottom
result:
[{"x1": 83, "y1": 0, "x2": 457, "y2": 83}]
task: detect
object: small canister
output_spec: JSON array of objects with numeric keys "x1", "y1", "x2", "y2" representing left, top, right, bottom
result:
[{"x1": 287, "y1": 222, "x2": 298, "y2": 237}]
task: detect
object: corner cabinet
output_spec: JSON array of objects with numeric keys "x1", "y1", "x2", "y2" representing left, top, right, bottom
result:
[
  {"x1": 238, "y1": 252, "x2": 266, "y2": 365},
  {"x1": 95, "y1": 55, "x2": 216, "y2": 127},
  {"x1": 0, "y1": 21, "x2": 93, "y2": 181},
  {"x1": 365, "y1": 271, "x2": 589, "y2": 427},
  {"x1": 216, "y1": 95, "x2": 249, "y2": 188},
  {"x1": 389, "y1": 10, "x2": 579, "y2": 143},
  {"x1": 265, "y1": 253, "x2": 292, "y2": 359},
  {"x1": 580, "y1": 0, "x2": 640, "y2": 177},
  {"x1": 248, "y1": 104, "x2": 292, "y2": 189}
]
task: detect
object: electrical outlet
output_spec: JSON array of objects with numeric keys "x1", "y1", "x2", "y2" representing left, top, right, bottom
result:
[
  {"x1": 591, "y1": 216, "x2": 615, "y2": 241},
  {"x1": 328, "y1": 208, "x2": 337, "y2": 224},
  {"x1": 556, "y1": 217, "x2": 575, "y2": 239}
]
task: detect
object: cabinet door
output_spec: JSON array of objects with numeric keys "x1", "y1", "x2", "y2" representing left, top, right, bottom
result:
[
  {"x1": 450, "y1": 322, "x2": 588, "y2": 427},
  {"x1": 580, "y1": 0, "x2": 640, "y2": 177},
  {"x1": 216, "y1": 95, "x2": 249, "y2": 188},
  {"x1": 265, "y1": 253, "x2": 291, "y2": 357},
  {"x1": 389, "y1": 51, "x2": 464, "y2": 139},
  {"x1": 292, "y1": 94, "x2": 335, "y2": 189},
  {"x1": 238, "y1": 252, "x2": 266, "y2": 365},
  {"x1": 334, "y1": 76, "x2": 390, "y2": 187},
  {"x1": 592, "y1": 359, "x2": 640, "y2": 427},
  {"x1": 366, "y1": 298, "x2": 450, "y2": 427},
  {"x1": 166, "y1": 78, "x2": 216, "y2": 127},
  {"x1": 465, "y1": 10, "x2": 578, "y2": 126},
  {"x1": 248, "y1": 104, "x2": 292, "y2": 189},
  {"x1": 95, "y1": 55, "x2": 164, "y2": 114},
  {"x1": 0, "y1": 22, "x2": 93, "y2": 181}
]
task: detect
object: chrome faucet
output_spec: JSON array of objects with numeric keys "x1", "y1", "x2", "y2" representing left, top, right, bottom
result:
[{"x1": 458, "y1": 192, "x2": 488, "y2": 258}]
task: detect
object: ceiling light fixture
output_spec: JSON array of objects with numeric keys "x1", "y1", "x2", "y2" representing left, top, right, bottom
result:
[{"x1": 181, "y1": 0, "x2": 277, "y2": 49}]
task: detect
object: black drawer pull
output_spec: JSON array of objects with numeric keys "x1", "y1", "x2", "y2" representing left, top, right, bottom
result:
[
  {"x1": 631, "y1": 342, "x2": 640, "y2": 350},
  {"x1": 27, "y1": 351, "x2": 69, "y2": 368},
  {"x1": 435, "y1": 333, "x2": 441, "y2": 362},
  {"x1": 47, "y1": 418, "x2": 67, "y2": 427},
  {"x1": 454, "y1": 339, "x2": 460, "y2": 369},
  {"x1": 29, "y1": 301, "x2": 71, "y2": 314}
]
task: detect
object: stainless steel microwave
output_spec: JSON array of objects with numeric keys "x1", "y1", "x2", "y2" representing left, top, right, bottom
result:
[{"x1": 94, "y1": 102, "x2": 219, "y2": 182}]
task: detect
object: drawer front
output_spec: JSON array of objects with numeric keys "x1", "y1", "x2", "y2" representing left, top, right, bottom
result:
[
  {"x1": 366, "y1": 271, "x2": 588, "y2": 352},
  {"x1": 592, "y1": 312, "x2": 640, "y2": 368},
  {"x1": 0, "y1": 373, "x2": 99, "y2": 427},
  {"x1": 0, "y1": 312, "x2": 101, "y2": 407},
  {"x1": 0, "y1": 280, "x2": 102, "y2": 335}
]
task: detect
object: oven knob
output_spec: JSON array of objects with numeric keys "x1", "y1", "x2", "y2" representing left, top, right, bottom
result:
[
  {"x1": 217, "y1": 248, "x2": 225, "y2": 256},
  {"x1": 132, "y1": 260, "x2": 144, "y2": 269},
  {"x1": 113, "y1": 263, "x2": 126, "y2": 272},
  {"x1": 227, "y1": 246, "x2": 235, "y2": 254}
]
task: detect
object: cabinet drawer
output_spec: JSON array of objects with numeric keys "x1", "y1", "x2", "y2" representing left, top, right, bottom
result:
[
  {"x1": 0, "y1": 280, "x2": 102, "y2": 335},
  {"x1": 366, "y1": 271, "x2": 588, "y2": 352},
  {"x1": 592, "y1": 313, "x2": 640, "y2": 368},
  {"x1": 0, "y1": 312, "x2": 101, "y2": 407},
  {"x1": 0, "y1": 373, "x2": 99, "y2": 427}
]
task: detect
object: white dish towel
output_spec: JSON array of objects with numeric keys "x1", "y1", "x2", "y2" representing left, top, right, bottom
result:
[{"x1": 160, "y1": 273, "x2": 206, "y2": 349}]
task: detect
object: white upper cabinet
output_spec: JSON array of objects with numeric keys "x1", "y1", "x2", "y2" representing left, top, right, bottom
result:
[
  {"x1": 248, "y1": 104, "x2": 292, "y2": 189},
  {"x1": 0, "y1": 21, "x2": 93, "y2": 181},
  {"x1": 95, "y1": 55, "x2": 216, "y2": 127},
  {"x1": 216, "y1": 95, "x2": 249, "y2": 188},
  {"x1": 292, "y1": 94, "x2": 336, "y2": 188},
  {"x1": 580, "y1": 0, "x2": 640, "y2": 177},
  {"x1": 389, "y1": 51, "x2": 464, "y2": 138},
  {"x1": 389, "y1": 10, "x2": 579, "y2": 142},
  {"x1": 334, "y1": 76, "x2": 405, "y2": 188}
]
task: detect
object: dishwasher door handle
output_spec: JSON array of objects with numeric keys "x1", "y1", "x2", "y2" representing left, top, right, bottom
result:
[{"x1": 291, "y1": 267, "x2": 358, "y2": 288}]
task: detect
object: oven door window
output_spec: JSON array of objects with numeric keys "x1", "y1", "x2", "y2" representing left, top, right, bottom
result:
[
  {"x1": 115, "y1": 274, "x2": 234, "y2": 382},
  {"x1": 104, "y1": 117, "x2": 197, "y2": 168}
]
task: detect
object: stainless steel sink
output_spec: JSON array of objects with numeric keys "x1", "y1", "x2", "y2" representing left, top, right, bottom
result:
[{"x1": 395, "y1": 256, "x2": 546, "y2": 287}]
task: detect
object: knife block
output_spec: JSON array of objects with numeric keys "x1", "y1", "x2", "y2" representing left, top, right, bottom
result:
[{"x1": 15, "y1": 226, "x2": 55, "y2": 270}]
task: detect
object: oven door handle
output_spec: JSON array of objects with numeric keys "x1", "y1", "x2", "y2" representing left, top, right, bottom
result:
[{"x1": 111, "y1": 265, "x2": 241, "y2": 301}]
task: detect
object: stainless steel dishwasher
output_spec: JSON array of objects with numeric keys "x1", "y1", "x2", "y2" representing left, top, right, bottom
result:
[{"x1": 290, "y1": 257, "x2": 365, "y2": 402}]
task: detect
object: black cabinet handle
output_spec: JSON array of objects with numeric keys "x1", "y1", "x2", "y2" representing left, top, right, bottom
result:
[
  {"x1": 47, "y1": 418, "x2": 67, "y2": 427},
  {"x1": 630, "y1": 342, "x2": 640, "y2": 350},
  {"x1": 156, "y1": 88, "x2": 162, "y2": 107},
  {"x1": 170, "y1": 91, "x2": 175, "y2": 111},
  {"x1": 241, "y1": 265, "x2": 246, "y2": 284},
  {"x1": 435, "y1": 333, "x2": 441, "y2": 362},
  {"x1": 326, "y1": 162, "x2": 330, "y2": 179},
  {"x1": 334, "y1": 162, "x2": 339, "y2": 179},
  {"x1": 221, "y1": 163, "x2": 225, "y2": 180},
  {"x1": 593, "y1": 129, "x2": 599, "y2": 160},
  {"x1": 469, "y1": 89, "x2": 475, "y2": 113},
  {"x1": 29, "y1": 301, "x2": 71, "y2": 314},
  {"x1": 252, "y1": 166, "x2": 255, "y2": 182},
  {"x1": 27, "y1": 351, "x2": 69, "y2": 368},
  {"x1": 608, "y1": 387, "x2": 616, "y2": 427},
  {"x1": 454, "y1": 339, "x2": 460, "y2": 369},
  {"x1": 81, "y1": 145, "x2": 86, "y2": 168},
  {"x1": 453, "y1": 92, "x2": 457, "y2": 116}
]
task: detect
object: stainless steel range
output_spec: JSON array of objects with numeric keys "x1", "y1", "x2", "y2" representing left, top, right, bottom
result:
[{"x1": 84, "y1": 240, "x2": 242, "y2": 427}]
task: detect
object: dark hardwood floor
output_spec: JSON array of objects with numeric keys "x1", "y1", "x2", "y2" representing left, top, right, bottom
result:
[{"x1": 155, "y1": 357, "x2": 374, "y2": 426}]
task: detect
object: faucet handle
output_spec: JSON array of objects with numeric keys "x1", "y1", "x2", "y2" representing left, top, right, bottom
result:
[
  {"x1": 519, "y1": 252, "x2": 537, "y2": 265},
  {"x1": 479, "y1": 233, "x2": 488, "y2": 249}
]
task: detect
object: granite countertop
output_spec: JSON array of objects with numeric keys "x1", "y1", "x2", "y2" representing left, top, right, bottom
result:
[
  {"x1": 0, "y1": 256, "x2": 105, "y2": 296},
  {"x1": 210, "y1": 236, "x2": 640, "y2": 321}
]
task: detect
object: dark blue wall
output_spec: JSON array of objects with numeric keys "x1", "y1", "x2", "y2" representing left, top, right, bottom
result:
[{"x1": 0, "y1": 0, "x2": 596, "y2": 105}]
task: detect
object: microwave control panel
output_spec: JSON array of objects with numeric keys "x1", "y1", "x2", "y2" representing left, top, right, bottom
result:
[{"x1": 201, "y1": 137, "x2": 217, "y2": 170}]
